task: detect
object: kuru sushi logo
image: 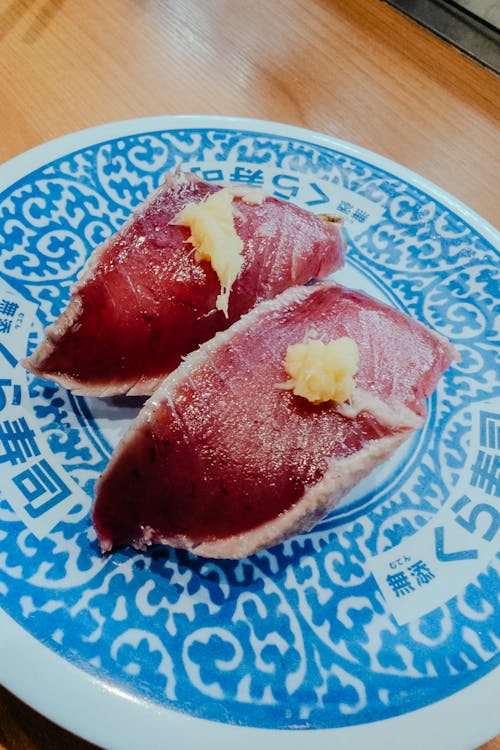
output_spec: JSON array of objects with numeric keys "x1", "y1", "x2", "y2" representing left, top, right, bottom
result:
[
  {"x1": 369, "y1": 398, "x2": 500, "y2": 624},
  {"x1": 0, "y1": 280, "x2": 86, "y2": 539}
]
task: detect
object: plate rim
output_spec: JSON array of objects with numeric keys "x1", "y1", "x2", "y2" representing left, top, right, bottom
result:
[
  {"x1": 0, "y1": 114, "x2": 498, "y2": 245},
  {"x1": 0, "y1": 114, "x2": 498, "y2": 750},
  {"x1": 1, "y1": 608, "x2": 499, "y2": 750}
]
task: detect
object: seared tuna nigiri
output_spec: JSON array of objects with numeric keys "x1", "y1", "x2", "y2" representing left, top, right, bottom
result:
[
  {"x1": 92, "y1": 282, "x2": 458, "y2": 559},
  {"x1": 22, "y1": 172, "x2": 345, "y2": 396}
]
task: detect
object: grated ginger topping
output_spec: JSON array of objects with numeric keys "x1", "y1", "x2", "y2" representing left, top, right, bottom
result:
[
  {"x1": 173, "y1": 188, "x2": 244, "y2": 317},
  {"x1": 279, "y1": 337, "x2": 359, "y2": 404}
]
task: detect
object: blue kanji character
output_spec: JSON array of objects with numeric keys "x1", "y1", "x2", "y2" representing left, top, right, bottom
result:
[
  {"x1": 479, "y1": 410, "x2": 500, "y2": 451},
  {"x1": 337, "y1": 200, "x2": 353, "y2": 215},
  {"x1": 202, "y1": 169, "x2": 225, "y2": 182},
  {"x1": 386, "y1": 571, "x2": 415, "y2": 597},
  {"x1": 470, "y1": 450, "x2": 500, "y2": 497},
  {"x1": 0, "y1": 300, "x2": 18, "y2": 317},
  {"x1": 0, "y1": 417, "x2": 40, "y2": 465},
  {"x1": 13, "y1": 458, "x2": 71, "y2": 518},
  {"x1": 272, "y1": 174, "x2": 299, "y2": 200},
  {"x1": 352, "y1": 208, "x2": 369, "y2": 223},
  {"x1": 0, "y1": 318, "x2": 12, "y2": 335},
  {"x1": 229, "y1": 167, "x2": 264, "y2": 186},
  {"x1": 408, "y1": 560, "x2": 435, "y2": 586}
]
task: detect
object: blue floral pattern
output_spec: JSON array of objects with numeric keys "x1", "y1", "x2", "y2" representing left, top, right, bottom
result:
[{"x1": 0, "y1": 125, "x2": 498, "y2": 729}]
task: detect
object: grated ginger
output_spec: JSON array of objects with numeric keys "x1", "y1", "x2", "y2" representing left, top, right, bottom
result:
[
  {"x1": 279, "y1": 337, "x2": 359, "y2": 404},
  {"x1": 173, "y1": 188, "x2": 244, "y2": 317}
]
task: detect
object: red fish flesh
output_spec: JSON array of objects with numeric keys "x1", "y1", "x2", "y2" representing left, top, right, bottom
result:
[
  {"x1": 22, "y1": 172, "x2": 345, "y2": 396},
  {"x1": 92, "y1": 281, "x2": 458, "y2": 559}
]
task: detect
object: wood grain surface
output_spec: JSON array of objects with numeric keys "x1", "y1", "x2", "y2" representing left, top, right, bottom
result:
[{"x1": 0, "y1": 0, "x2": 498, "y2": 748}]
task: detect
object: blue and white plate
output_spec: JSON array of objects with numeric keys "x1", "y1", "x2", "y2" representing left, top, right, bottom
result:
[{"x1": 0, "y1": 116, "x2": 498, "y2": 750}]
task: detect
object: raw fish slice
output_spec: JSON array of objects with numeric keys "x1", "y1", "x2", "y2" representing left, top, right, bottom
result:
[
  {"x1": 92, "y1": 282, "x2": 458, "y2": 559},
  {"x1": 22, "y1": 172, "x2": 345, "y2": 396}
]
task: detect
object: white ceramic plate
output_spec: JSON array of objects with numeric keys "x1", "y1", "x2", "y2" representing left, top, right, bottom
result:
[{"x1": 0, "y1": 116, "x2": 498, "y2": 750}]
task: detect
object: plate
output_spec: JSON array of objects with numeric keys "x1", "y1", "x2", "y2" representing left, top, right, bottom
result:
[{"x1": 0, "y1": 116, "x2": 498, "y2": 750}]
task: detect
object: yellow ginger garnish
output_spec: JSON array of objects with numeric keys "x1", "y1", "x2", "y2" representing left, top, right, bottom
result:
[
  {"x1": 280, "y1": 337, "x2": 359, "y2": 404},
  {"x1": 173, "y1": 188, "x2": 244, "y2": 317}
]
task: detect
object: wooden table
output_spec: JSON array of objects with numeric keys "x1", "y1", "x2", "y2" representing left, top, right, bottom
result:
[{"x1": 0, "y1": 1, "x2": 498, "y2": 748}]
